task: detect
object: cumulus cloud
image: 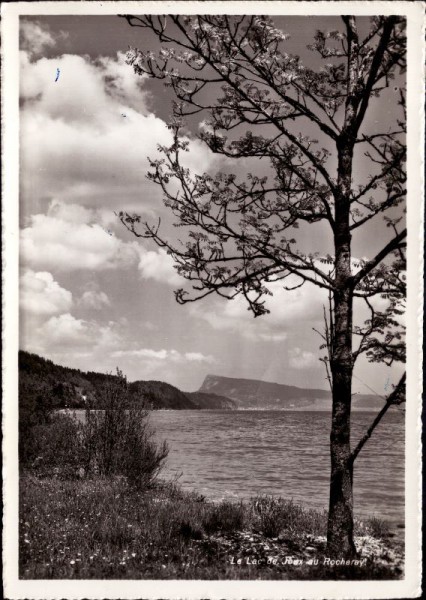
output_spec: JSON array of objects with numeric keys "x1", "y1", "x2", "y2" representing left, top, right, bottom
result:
[
  {"x1": 20, "y1": 20, "x2": 62, "y2": 58},
  {"x1": 20, "y1": 200, "x2": 140, "y2": 272},
  {"x1": 138, "y1": 247, "x2": 184, "y2": 286},
  {"x1": 184, "y1": 352, "x2": 213, "y2": 362},
  {"x1": 37, "y1": 313, "x2": 90, "y2": 347},
  {"x1": 112, "y1": 348, "x2": 215, "y2": 364},
  {"x1": 20, "y1": 199, "x2": 194, "y2": 286},
  {"x1": 191, "y1": 278, "x2": 327, "y2": 342},
  {"x1": 114, "y1": 348, "x2": 167, "y2": 360},
  {"x1": 30, "y1": 313, "x2": 124, "y2": 353},
  {"x1": 20, "y1": 270, "x2": 73, "y2": 315},
  {"x1": 20, "y1": 41, "x2": 220, "y2": 215},
  {"x1": 96, "y1": 52, "x2": 151, "y2": 112},
  {"x1": 257, "y1": 332, "x2": 288, "y2": 342},
  {"x1": 289, "y1": 348, "x2": 318, "y2": 369},
  {"x1": 78, "y1": 290, "x2": 111, "y2": 310}
]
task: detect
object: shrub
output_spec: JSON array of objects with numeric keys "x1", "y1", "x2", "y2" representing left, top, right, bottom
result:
[
  {"x1": 251, "y1": 496, "x2": 285, "y2": 538},
  {"x1": 28, "y1": 412, "x2": 84, "y2": 478},
  {"x1": 366, "y1": 516, "x2": 391, "y2": 539},
  {"x1": 179, "y1": 520, "x2": 204, "y2": 540},
  {"x1": 82, "y1": 369, "x2": 168, "y2": 489},
  {"x1": 251, "y1": 496, "x2": 326, "y2": 538},
  {"x1": 202, "y1": 501, "x2": 245, "y2": 534},
  {"x1": 19, "y1": 378, "x2": 53, "y2": 467},
  {"x1": 23, "y1": 368, "x2": 168, "y2": 489},
  {"x1": 117, "y1": 423, "x2": 169, "y2": 489}
]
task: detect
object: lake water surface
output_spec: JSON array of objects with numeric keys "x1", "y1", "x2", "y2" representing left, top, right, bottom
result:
[
  {"x1": 70, "y1": 408, "x2": 404, "y2": 524},
  {"x1": 148, "y1": 409, "x2": 404, "y2": 525}
]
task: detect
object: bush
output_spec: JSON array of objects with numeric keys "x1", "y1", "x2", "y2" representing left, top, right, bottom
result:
[
  {"x1": 27, "y1": 412, "x2": 85, "y2": 478},
  {"x1": 366, "y1": 516, "x2": 391, "y2": 539},
  {"x1": 19, "y1": 378, "x2": 53, "y2": 467},
  {"x1": 82, "y1": 369, "x2": 168, "y2": 489},
  {"x1": 251, "y1": 496, "x2": 326, "y2": 538},
  {"x1": 252, "y1": 496, "x2": 285, "y2": 538},
  {"x1": 202, "y1": 501, "x2": 245, "y2": 534},
  {"x1": 23, "y1": 369, "x2": 168, "y2": 489}
]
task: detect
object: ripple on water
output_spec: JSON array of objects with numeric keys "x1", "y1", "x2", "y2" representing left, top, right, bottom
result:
[{"x1": 152, "y1": 410, "x2": 403, "y2": 518}]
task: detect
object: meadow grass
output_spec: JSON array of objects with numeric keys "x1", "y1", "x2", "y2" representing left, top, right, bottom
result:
[{"x1": 19, "y1": 474, "x2": 402, "y2": 580}]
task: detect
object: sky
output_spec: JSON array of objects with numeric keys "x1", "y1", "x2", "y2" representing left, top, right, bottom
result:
[{"x1": 18, "y1": 14, "x2": 405, "y2": 393}]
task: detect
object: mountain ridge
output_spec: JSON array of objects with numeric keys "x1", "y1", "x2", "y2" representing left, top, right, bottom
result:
[
  {"x1": 18, "y1": 350, "x2": 236, "y2": 411},
  {"x1": 199, "y1": 374, "x2": 386, "y2": 411},
  {"x1": 19, "y1": 351, "x2": 387, "y2": 413}
]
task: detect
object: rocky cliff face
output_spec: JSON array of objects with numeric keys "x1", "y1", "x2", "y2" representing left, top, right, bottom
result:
[
  {"x1": 186, "y1": 391, "x2": 236, "y2": 409},
  {"x1": 129, "y1": 380, "x2": 198, "y2": 410},
  {"x1": 199, "y1": 374, "x2": 385, "y2": 410}
]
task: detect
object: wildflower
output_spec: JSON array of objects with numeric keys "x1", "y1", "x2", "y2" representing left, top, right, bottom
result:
[{"x1": 70, "y1": 560, "x2": 75, "y2": 565}]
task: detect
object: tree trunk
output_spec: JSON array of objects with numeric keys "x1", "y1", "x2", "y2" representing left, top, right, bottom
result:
[
  {"x1": 327, "y1": 287, "x2": 357, "y2": 558},
  {"x1": 327, "y1": 123, "x2": 357, "y2": 556}
]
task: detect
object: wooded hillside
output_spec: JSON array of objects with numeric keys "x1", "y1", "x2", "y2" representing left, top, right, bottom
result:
[{"x1": 18, "y1": 351, "x2": 236, "y2": 412}]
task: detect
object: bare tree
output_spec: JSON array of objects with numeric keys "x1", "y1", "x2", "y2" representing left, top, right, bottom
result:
[{"x1": 119, "y1": 14, "x2": 406, "y2": 557}]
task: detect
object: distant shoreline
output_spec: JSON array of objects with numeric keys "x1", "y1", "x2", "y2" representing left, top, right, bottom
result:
[
  {"x1": 59, "y1": 407, "x2": 400, "y2": 414},
  {"x1": 21, "y1": 351, "x2": 391, "y2": 412}
]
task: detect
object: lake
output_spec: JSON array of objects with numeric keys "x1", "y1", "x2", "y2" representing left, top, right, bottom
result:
[
  {"x1": 70, "y1": 408, "x2": 405, "y2": 525},
  {"x1": 148, "y1": 409, "x2": 404, "y2": 525}
]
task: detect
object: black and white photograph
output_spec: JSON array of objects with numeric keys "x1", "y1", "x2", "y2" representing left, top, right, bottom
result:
[{"x1": 2, "y1": 1, "x2": 423, "y2": 598}]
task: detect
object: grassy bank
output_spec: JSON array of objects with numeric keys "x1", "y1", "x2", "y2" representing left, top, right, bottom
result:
[{"x1": 20, "y1": 474, "x2": 403, "y2": 580}]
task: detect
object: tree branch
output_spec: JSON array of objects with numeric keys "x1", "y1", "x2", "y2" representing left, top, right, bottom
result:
[
  {"x1": 351, "y1": 228, "x2": 407, "y2": 288},
  {"x1": 350, "y1": 372, "x2": 405, "y2": 463},
  {"x1": 354, "y1": 16, "x2": 399, "y2": 134}
]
